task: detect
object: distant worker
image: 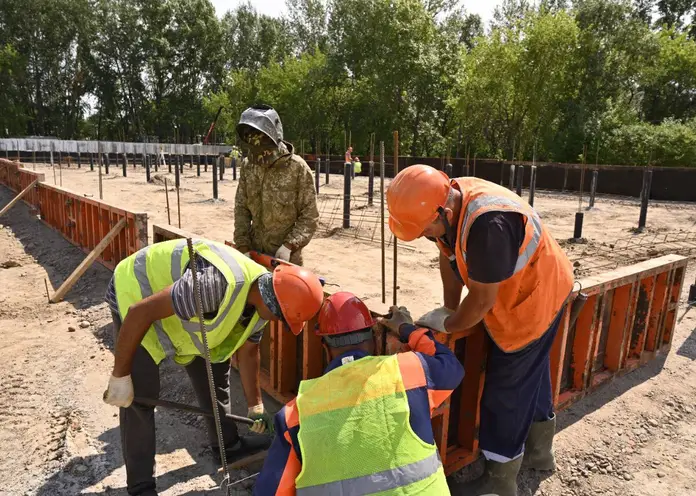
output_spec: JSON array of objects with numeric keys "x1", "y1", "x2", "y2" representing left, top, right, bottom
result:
[
  {"x1": 102, "y1": 237, "x2": 324, "y2": 496},
  {"x1": 344, "y1": 145, "x2": 353, "y2": 167},
  {"x1": 387, "y1": 165, "x2": 574, "y2": 496},
  {"x1": 253, "y1": 292, "x2": 464, "y2": 495},
  {"x1": 353, "y1": 155, "x2": 362, "y2": 176},
  {"x1": 234, "y1": 105, "x2": 319, "y2": 265}
]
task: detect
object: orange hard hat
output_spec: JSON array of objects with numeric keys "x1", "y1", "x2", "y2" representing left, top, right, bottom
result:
[
  {"x1": 317, "y1": 292, "x2": 375, "y2": 336},
  {"x1": 272, "y1": 265, "x2": 324, "y2": 335},
  {"x1": 387, "y1": 164, "x2": 451, "y2": 241}
]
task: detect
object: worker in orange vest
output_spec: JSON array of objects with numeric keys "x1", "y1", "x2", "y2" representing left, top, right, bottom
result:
[{"x1": 387, "y1": 164, "x2": 574, "y2": 496}]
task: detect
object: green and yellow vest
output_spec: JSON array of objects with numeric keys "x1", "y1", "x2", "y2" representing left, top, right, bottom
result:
[
  {"x1": 294, "y1": 353, "x2": 450, "y2": 495},
  {"x1": 114, "y1": 239, "x2": 268, "y2": 365}
]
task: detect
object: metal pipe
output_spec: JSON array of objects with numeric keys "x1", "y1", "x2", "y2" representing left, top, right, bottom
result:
[
  {"x1": 529, "y1": 165, "x2": 537, "y2": 207},
  {"x1": 516, "y1": 165, "x2": 523, "y2": 197},
  {"x1": 589, "y1": 170, "x2": 598, "y2": 208},
  {"x1": 574, "y1": 212, "x2": 584, "y2": 240},
  {"x1": 509, "y1": 164, "x2": 515, "y2": 190},
  {"x1": 133, "y1": 397, "x2": 255, "y2": 425},
  {"x1": 315, "y1": 158, "x2": 320, "y2": 193},
  {"x1": 343, "y1": 162, "x2": 352, "y2": 228},
  {"x1": 212, "y1": 157, "x2": 218, "y2": 199},
  {"x1": 638, "y1": 169, "x2": 652, "y2": 231}
]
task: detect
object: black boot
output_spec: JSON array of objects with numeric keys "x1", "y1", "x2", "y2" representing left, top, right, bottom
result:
[
  {"x1": 460, "y1": 457, "x2": 522, "y2": 496},
  {"x1": 212, "y1": 434, "x2": 272, "y2": 465},
  {"x1": 522, "y1": 414, "x2": 557, "y2": 471}
]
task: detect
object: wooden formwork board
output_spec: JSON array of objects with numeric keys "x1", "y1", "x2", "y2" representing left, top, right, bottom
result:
[
  {"x1": 36, "y1": 182, "x2": 148, "y2": 271},
  {"x1": 554, "y1": 254, "x2": 688, "y2": 410},
  {"x1": 0, "y1": 161, "x2": 45, "y2": 208}
]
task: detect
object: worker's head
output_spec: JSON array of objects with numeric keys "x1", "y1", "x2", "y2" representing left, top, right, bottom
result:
[
  {"x1": 387, "y1": 164, "x2": 459, "y2": 241},
  {"x1": 316, "y1": 292, "x2": 376, "y2": 360},
  {"x1": 251, "y1": 265, "x2": 324, "y2": 335},
  {"x1": 237, "y1": 105, "x2": 284, "y2": 151},
  {"x1": 348, "y1": 146, "x2": 353, "y2": 152}
]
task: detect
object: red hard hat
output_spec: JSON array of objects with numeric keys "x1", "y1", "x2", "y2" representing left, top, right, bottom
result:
[
  {"x1": 273, "y1": 265, "x2": 324, "y2": 335},
  {"x1": 317, "y1": 292, "x2": 375, "y2": 336},
  {"x1": 387, "y1": 164, "x2": 451, "y2": 241}
]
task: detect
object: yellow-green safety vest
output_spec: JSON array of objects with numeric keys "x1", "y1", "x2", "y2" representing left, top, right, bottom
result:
[
  {"x1": 295, "y1": 354, "x2": 450, "y2": 495},
  {"x1": 354, "y1": 160, "x2": 362, "y2": 174},
  {"x1": 114, "y1": 239, "x2": 268, "y2": 365}
]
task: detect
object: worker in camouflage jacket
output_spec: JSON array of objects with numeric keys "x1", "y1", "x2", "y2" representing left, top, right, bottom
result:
[{"x1": 234, "y1": 105, "x2": 319, "y2": 266}]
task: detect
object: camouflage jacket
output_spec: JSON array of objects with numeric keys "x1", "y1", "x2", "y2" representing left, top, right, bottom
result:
[{"x1": 234, "y1": 141, "x2": 319, "y2": 256}]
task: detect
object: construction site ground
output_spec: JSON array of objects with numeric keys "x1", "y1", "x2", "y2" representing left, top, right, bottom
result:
[{"x1": 1, "y1": 162, "x2": 695, "y2": 496}]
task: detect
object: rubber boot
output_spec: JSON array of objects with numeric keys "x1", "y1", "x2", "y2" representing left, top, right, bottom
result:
[
  {"x1": 464, "y1": 457, "x2": 522, "y2": 496},
  {"x1": 522, "y1": 414, "x2": 557, "y2": 471},
  {"x1": 212, "y1": 434, "x2": 272, "y2": 465}
]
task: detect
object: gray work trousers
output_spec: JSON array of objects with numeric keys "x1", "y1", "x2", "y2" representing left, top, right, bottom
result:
[{"x1": 112, "y1": 312, "x2": 239, "y2": 495}]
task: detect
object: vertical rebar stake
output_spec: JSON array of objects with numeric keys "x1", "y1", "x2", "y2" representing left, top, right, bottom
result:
[
  {"x1": 380, "y1": 141, "x2": 386, "y2": 304},
  {"x1": 393, "y1": 131, "x2": 399, "y2": 307},
  {"x1": 165, "y1": 178, "x2": 171, "y2": 225},
  {"x1": 185, "y1": 238, "x2": 232, "y2": 495}
]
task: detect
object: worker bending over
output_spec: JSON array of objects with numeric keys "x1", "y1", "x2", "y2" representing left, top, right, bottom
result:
[
  {"x1": 387, "y1": 165, "x2": 574, "y2": 496},
  {"x1": 102, "y1": 238, "x2": 324, "y2": 496},
  {"x1": 254, "y1": 292, "x2": 465, "y2": 495},
  {"x1": 234, "y1": 105, "x2": 319, "y2": 265}
]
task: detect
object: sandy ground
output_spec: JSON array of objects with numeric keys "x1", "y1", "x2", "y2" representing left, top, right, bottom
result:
[{"x1": 0, "y1": 161, "x2": 695, "y2": 495}]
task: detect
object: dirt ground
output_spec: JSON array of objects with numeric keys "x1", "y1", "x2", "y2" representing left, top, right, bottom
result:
[{"x1": 1, "y1": 161, "x2": 695, "y2": 496}]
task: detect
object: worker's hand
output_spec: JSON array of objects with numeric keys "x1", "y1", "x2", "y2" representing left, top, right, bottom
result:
[
  {"x1": 103, "y1": 374, "x2": 134, "y2": 408},
  {"x1": 275, "y1": 244, "x2": 292, "y2": 262},
  {"x1": 248, "y1": 404, "x2": 274, "y2": 435},
  {"x1": 415, "y1": 306, "x2": 454, "y2": 334},
  {"x1": 378, "y1": 306, "x2": 413, "y2": 334}
]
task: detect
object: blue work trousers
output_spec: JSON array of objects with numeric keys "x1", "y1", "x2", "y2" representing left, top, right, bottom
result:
[{"x1": 479, "y1": 310, "x2": 562, "y2": 462}]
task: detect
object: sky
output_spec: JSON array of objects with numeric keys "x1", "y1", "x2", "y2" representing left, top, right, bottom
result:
[{"x1": 210, "y1": 0, "x2": 503, "y2": 25}]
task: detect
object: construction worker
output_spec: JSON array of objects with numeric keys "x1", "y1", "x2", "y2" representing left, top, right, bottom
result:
[
  {"x1": 234, "y1": 105, "x2": 319, "y2": 266},
  {"x1": 387, "y1": 165, "x2": 574, "y2": 496},
  {"x1": 102, "y1": 238, "x2": 324, "y2": 496},
  {"x1": 253, "y1": 292, "x2": 465, "y2": 495}
]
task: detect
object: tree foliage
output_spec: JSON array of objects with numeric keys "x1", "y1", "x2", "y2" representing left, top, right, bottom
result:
[{"x1": 1, "y1": 0, "x2": 696, "y2": 166}]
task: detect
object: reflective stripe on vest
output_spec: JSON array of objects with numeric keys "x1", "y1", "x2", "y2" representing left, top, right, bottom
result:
[
  {"x1": 460, "y1": 195, "x2": 543, "y2": 274},
  {"x1": 296, "y1": 451, "x2": 442, "y2": 496},
  {"x1": 294, "y1": 354, "x2": 450, "y2": 496},
  {"x1": 115, "y1": 239, "x2": 268, "y2": 365}
]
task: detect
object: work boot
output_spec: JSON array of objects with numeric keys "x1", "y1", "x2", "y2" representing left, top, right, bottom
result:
[
  {"x1": 134, "y1": 490, "x2": 157, "y2": 496},
  {"x1": 522, "y1": 414, "x2": 557, "y2": 471},
  {"x1": 462, "y1": 457, "x2": 522, "y2": 496},
  {"x1": 212, "y1": 434, "x2": 272, "y2": 465}
]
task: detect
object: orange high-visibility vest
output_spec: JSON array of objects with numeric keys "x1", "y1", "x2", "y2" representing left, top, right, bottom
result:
[{"x1": 437, "y1": 178, "x2": 573, "y2": 352}]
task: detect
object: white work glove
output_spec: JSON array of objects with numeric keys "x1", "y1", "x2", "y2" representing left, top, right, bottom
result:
[
  {"x1": 248, "y1": 404, "x2": 274, "y2": 434},
  {"x1": 378, "y1": 306, "x2": 414, "y2": 335},
  {"x1": 415, "y1": 306, "x2": 455, "y2": 334},
  {"x1": 103, "y1": 375, "x2": 134, "y2": 408},
  {"x1": 241, "y1": 252, "x2": 251, "y2": 258},
  {"x1": 275, "y1": 244, "x2": 292, "y2": 262}
]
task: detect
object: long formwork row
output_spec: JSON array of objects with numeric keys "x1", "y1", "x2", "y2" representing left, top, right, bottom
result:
[
  {"x1": 0, "y1": 159, "x2": 147, "y2": 269},
  {"x1": 1, "y1": 160, "x2": 689, "y2": 476}
]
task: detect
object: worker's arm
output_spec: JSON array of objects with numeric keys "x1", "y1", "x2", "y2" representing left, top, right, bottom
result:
[
  {"x1": 444, "y1": 280, "x2": 499, "y2": 333},
  {"x1": 112, "y1": 287, "x2": 175, "y2": 377},
  {"x1": 233, "y1": 159, "x2": 253, "y2": 253},
  {"x1": 237, "y1": 339, "x2": 262, "y2": 408},
  {"x1": 399, "y1": 323, "x2": 464, "y2": 404},
  {"x1": 440, "y1": 251, "x2": 463, "y2": 310},
  {"x1": 284, "y1": 164, "x2": 319, "y2": 250},
  {"x1": 254, "y1": 402, "x2": 301, "y2": 495}
]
